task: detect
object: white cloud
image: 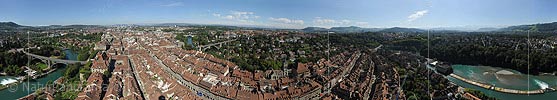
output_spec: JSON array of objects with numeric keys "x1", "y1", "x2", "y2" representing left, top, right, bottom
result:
[
  {"x1": 355, "y1": 22, "x2": 369, "y2": 26},
  {"x1": 231, "y1": 11, "x2": 253, "y2": 15},
  {"x1": 313, "y1": 18, "x2": 351, "y2": 25},
  {"x1": 408, "y1": 10, "x2": 428, "y2": 22},
  {"x1": 314, "y1": 18, "x2": 337, "y2": 25},
  {"x1": 223, "y1": 15, "x2": 235, "y2": 20},
  {"x1": 212, "y1": 13, "x2": 221, "y2": 17},
  {"x1": 340, "y1": 20, "x2": 352, "y2": 25},
  {"x1": 238, "y1": 19, "x2": 253, "y2": 23},
  {"x1": 269, "y1": 17, "x2": 304, "y2": 25},
  {"x1": 214, "y1": 11, "x2": 259, "y2": 23},
  {"x1": 312, "y1": 17, "x2": 371, "y2": 27},
  {"x1": 161, "y1": 2, "x2": 184, "y2": 7}
]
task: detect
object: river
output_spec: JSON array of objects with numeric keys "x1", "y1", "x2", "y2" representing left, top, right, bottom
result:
[
  {"x1": 447, "y1": 64, "x2": 557, "y2": 100},
  {"x1": 0, "y1": 49, "x2": 78, "y2": 100}
]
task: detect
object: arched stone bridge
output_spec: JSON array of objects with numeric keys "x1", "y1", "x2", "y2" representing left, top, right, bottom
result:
[
  {"x1": 197, "y1": 39, "x2": 237, "y2": 51},
  {"x1": 15, "y1": 48, "x2": 87, "y2": 68}
]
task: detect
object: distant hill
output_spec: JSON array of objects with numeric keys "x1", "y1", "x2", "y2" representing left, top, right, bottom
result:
[
  {"x1": 34, "y1": 24, "x2": 104, "y2": 29},
  {"x1": 499, "y1": 22, "x2": 557, "y2": 32},
  {"x1": 0, "y1": 22, "x2": 25, "y2": 28},
  {"x1": 302, "y1": 27, "x2": 329, "y2": 32},
  {"x1": 303, "y1": 26, "x2": 428, "y2": 33},
  {"x1": 63, "y1": 25, "x2": 103, "y2": 28},
  {"x1": 0, "y1": 22, "x2": 29, "y2": 34},
  {"x1": 301, "y1": 22, "x2": 557, "y2": 33},
  {"x1": 151, "y1": 23, "x2": 198, "y2": 27},
  {"x1": 302, "y1": 26, "x2": 382, "y2": 33},
  {"x1": 330, "y1": 26, "x2": 382, "y2": 33},
  {"x1": 380, "y1": 27, "x2": 426, "y2": 33},
  {"x1": 476, "y1": 27, "x2": 499, "y2": 32},
  {"x1": 430, "y1": 27, "x2": 474, "y2": 32}
]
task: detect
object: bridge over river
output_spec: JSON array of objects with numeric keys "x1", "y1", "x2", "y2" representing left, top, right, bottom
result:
[{"x1": 14, "y1": 48, "x2": 87, "y2": 68}]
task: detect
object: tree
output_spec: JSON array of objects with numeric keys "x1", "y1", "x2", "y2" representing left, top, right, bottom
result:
[
  {"x1": 103, "y1": 70, "x2": 111, "y2": 78},
  {"x1": 76, "y1": 52, "x2": 90, "y2": 61},
  {"x1": 64, "y1": 64, "x2": 80, "y2": 79},
  {"x1": 464, "y1": 88, "x2": 497, "y2": 100}
]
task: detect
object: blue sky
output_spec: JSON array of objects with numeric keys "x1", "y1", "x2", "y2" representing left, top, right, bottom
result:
[{"x1": 0, "y1": 0, "x2": 555, "y2": 29}]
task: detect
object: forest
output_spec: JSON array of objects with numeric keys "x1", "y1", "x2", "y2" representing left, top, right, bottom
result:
[{"x1": 389, "y1": 33, "x2": 557, "y2": 75}]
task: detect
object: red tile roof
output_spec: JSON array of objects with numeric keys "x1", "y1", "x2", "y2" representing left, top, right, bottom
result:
[{"x1": 296, "y1": 63, "x2": 309, "y2": 74}]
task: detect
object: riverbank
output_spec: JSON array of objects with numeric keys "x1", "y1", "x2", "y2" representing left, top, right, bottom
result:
[
  {"x1": 0, "y1": 78, "x2": 17, "y2": 91},
  {"x1": 449, "y1": 74, "x2": 555, "y2": 95},
  {"x1": 0, "y1": 48, "x2": 79, "y2": 99},
  {"x1": 0, "y1": 67, "x2": 58, "y2": 91}
]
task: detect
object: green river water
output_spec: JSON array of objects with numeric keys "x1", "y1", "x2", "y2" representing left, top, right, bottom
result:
[
  {"x1": 0, "y1": 49, "x2": 77, "y2": 100},
  {"x1": 447, "y1": 64, "x2": 557, "y2": 100}
]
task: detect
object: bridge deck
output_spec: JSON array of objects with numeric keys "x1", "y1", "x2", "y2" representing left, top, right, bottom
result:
[{"x1": 23, "y1": 51, "x2": 87, "y2": 65}]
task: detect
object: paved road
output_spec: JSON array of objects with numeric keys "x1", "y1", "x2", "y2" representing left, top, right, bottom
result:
[
  {"x1": 150, "y1": 53, "x2": 231, "y2": 100},
  {"x1": 374, "y1": 44, "x2": 383, "y2": 51},
  {"x1": 7, "y1": 47, "x2": 37, "y2": 53},
  {"x1": 325, "y1": 52, "x2": 362, "y2": 93}
]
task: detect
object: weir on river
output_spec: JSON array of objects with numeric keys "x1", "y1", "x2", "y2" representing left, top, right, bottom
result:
[
  {"x1": 447, "y1": 65, "x2": 557, "y2": 100},
  {"x1": 450, "y1": 74, "x2": 555, "y2": 94}
]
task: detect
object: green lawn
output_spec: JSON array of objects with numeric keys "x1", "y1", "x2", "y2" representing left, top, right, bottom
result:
[{"x1": 36, "y1": 63, "x2": 49, "y2": 71}]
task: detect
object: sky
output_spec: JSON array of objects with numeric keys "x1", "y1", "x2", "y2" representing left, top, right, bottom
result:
[{"x1": 0, "y1": 0, "x2": 555, "y2": 29}]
